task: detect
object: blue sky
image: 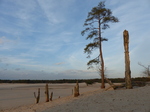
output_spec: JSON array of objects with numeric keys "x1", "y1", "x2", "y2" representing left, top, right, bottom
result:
[{"x1": 0, "y1": 0, "x2": 150, "y2": 80}]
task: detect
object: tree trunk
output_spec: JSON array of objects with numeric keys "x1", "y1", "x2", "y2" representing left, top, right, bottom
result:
[
  {"x1": 50, "y1": 92, "x2": 53, "y2": 101},
  {"x1": 98, "y1": 20, "x2": 105, "y2": 89},
  {"x1": 123, "y1": 30, "x2": 132, "y2": 89},
  {"x1": 34, "y1": 88, "x2": 40, "y2": 104},
  {"x1": 148, "y1": 65, "x2": 150, "y2": 77},
  {"x1": 105, "y1": 77, "x2": 114, "y2": 87},
  {"x1": 74, "y1": 81, "x2": 80, "y2": 97},
  {"x1": 45, "y1": 84, "x2": 49, "y2": 102},
  {"x1": 100, "y1": 49, "x2": 105, "y2": 89}
]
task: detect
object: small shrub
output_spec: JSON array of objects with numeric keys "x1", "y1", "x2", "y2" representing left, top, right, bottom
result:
[{"x1": 85, "y1": 81, "x2": 94, "y2": 86}]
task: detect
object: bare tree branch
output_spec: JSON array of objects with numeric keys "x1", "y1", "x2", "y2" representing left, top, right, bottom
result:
[
  {"x1": 138, "y1": 62, "x2": 147, "y2": 69},
  {"x1": 138, "y1": 62, "x2": 150, "y2": 77}
]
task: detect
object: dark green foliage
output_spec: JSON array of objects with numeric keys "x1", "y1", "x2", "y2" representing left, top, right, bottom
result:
[
  {"x1": 0, "y1": 77, "x2": 149, "y2": 84},
  {"x1": 132, "y1": 81, "x2": 146, "y2": 87},
  {"x1": 84, "y1": 42, "x2": 99, "y2": 56},
  {"x1": 87, "y1": 57, "x2": 99, "y2": 69},
  {"x1": 81, "y1": 1, "x2": 119, "y2": 69},
  {"x1": 0, "y1": 79, "x2": 100, "y2": 83},
  {"x1": 85, "y1": 80, "x2": 95, "y2": 86}
]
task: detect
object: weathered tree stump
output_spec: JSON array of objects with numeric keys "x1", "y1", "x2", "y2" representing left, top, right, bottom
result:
[
  {"x1": 50, "y1": 92, "x2": 53, "y2": 101},
  {"x1": 45, "y1": 84, "x2": 49, "y2": 102},
  {"x1": 74, "y1": 81, "x2": 80, "y2": 97},
  {"x1": 34, "y1": 88, "x2": 40, "y2": 104},
  {"x1": 123, "y1": 30, "x2": 132, "y2": 89}
]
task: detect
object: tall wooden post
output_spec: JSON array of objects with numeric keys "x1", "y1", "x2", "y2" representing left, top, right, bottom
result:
[
  {"x1": 123, "y1": 30, "x2": 132, "y2": 89},
  {"x1": 74, "y1": 81, "x2": 80, "y2": 97},
  {"x1": 45, "y1": 84, "x2": 49, "y2": 102}
]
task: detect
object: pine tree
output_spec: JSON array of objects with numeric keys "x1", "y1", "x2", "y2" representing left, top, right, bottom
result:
[{"x1": 81, "y1": 1, "x2": 119, "y2": 88}]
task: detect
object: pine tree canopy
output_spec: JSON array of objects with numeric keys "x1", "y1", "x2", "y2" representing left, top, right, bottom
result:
[{"x1": 81, "y1": 1, "x2": 119, "y2": 69}]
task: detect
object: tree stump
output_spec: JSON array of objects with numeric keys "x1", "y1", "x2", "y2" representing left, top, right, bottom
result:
[
  {"x1": 123, "y1": 30, "x2": 132, "y2": 89},
  {"x1": 50, "y1": 92, "x2": 53, "y2": 101},
  {"x1": 34, "y1": 88, "x2": 40, "y2": 104},
  {"x1": 45, "y1": 84, "x2": 49, "y2": 102},
  {"x1": 74, "y1": 81, "x2": 80, "y2": 97}
]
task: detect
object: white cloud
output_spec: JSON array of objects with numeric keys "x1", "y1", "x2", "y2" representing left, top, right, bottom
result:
[
  {"x1": 0, "y1": 36, "x2": 11, "y2": 44},
  {"x1": 37, "y1": 0, "x2": 75, "y2": 24},
  {"x1": 0, "y1": 56, "x2": 32, "y2": 65},
  {"x1": 54, "y1": 62, "x2": 65, "y2": 65},
  {"x1": 0, "y1": 0, "x2": 150, "y2": 79},
  {"x1": 0, "y1": 36, "x2": 19, "y2": 51}
]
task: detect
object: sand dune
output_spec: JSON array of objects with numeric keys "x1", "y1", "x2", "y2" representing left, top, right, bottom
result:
[
  {"x1": 43, "y1": 86, "x2": 150, "y2": 112},
  {"x1": 0, "y1": 83, "x2": 104, "y2": 111},
  {"x1": 1, "y1": 83, "x2": 150, "y2": 112}
]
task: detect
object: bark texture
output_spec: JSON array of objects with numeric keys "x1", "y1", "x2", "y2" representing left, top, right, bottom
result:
[
  {"x1": 99, "y1": 20, "x2": 105, "y2": 89},
  {"x1": 45, "y1": 84, "x2": 49, "y2": 102},
  {"x1": 123, "y1": 30, "x2": 132, "y2": 89},
  {"x1": 34, "y1": 88, "x2": 40, "y2": 104},
  {"x1": 50, "y1": 92, "x2": 53, "y2": 101},
  {"x1": 74, "y1": 81, "x2": 80, "y2": 97}
]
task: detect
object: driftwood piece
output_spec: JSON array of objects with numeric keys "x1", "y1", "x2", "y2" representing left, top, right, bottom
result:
[
  {"x1": 105, "y1": 77, "x2": 114, "y2": 86},
  {"x1": 105, "y1": 77, "x2": 125, "y2": 90},
  {"x1": 45, "y1": 84, "x2": 49, "y2": 102},
  {"x1": 34, "y1": 88, "x2": 40, "y2": 104},
  {"x1": 105, "y1": 77, "x2": 116, "y2": 89},
  {"x1": 50, "y1": 92, "x2": 53, "y2": 101},
  {"x1": 74, "y1": 81, "x2": 80, "y2": 97}
]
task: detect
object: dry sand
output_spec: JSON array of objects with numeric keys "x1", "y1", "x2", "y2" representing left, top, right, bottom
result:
[
  {"x1": 0, "y1": 83, "x2": 150, "y2": 112},
  {"x1": 0, "y1": 83, "x2": 104, "y2": 111}
]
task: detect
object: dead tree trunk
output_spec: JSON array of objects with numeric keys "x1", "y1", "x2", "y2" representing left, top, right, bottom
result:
[
  {"x1": 45, "y1": 84, "x2": 49, "y2": 102},
  {"x1": 123, "y1": 30, "x2": 132, "y2": 89},
  {"x1": 34, "y1": 88, "x2": 40, "y2": 104},
  {"x1": 105, "y1": 77, "x2": 116, "y2": 89},
  {"x1": 50, "y1": 92, "x2": 53, "y2": 101},
  {"x1": 74, "y1": 81, "x2": 80, "y2": 97}
]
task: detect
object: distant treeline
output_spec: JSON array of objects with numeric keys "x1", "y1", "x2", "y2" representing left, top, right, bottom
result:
[
  {"x1": 0, "y1": 77, "x2": 150, "y2": 84},
  {"x1": 0, "y1": 79, "x2": 99, "y2": 84}
]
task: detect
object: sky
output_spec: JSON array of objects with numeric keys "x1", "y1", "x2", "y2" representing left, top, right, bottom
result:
[{"x1": 0, "y1": 0, "x2": 150, "y2": 80}]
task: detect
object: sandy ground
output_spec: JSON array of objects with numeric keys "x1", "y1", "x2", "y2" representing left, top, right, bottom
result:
[
  {"x1": 0, "y1": 83, "x2": 105, "y2": 111},
  {"x1": 44, "y1": 86, "x2": 150, "y2": 112},
  {"x1": 0, "y1": 83, "x2": 150, "y2": 112}
]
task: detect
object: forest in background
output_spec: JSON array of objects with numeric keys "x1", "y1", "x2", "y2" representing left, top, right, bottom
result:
[{"x1": 0, "y1": 77, "x2": 150, "y2": 84}]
